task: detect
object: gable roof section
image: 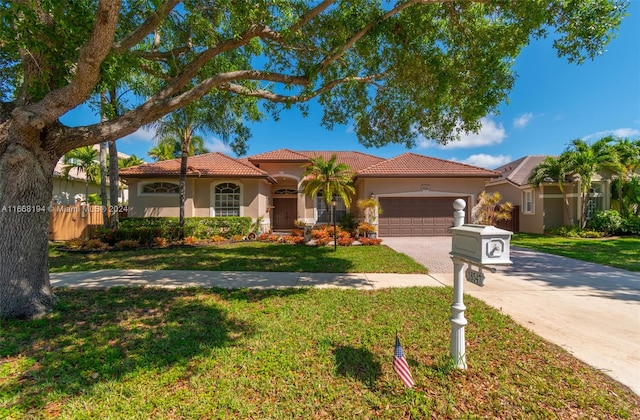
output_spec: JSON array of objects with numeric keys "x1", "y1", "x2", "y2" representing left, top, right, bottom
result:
[
  {"x1": 487, "y1": 155, "x2": 549, "y2": 187},
  {"x1": 119, "y1": 152, "x2": 274, "y2": 181},
  {"x1": 356, "y1": 153, "x2": 500, "y2": 178},
  {"x1": 247, "y1": 149, "x2": 385, "y2": 172}
]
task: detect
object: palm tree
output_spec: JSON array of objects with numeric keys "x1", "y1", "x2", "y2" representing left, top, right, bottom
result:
[
  {"x1": 528, "y1": 156, "x2": 573, "y2": 224},
  {"x1": 152, "y1": 107, "x2": 210, "y2": 230},
  {"x1": 147, "y1": 141, "x2": 177, "y2": 162},
  {"x1": 612, "y1": 138, "x2": 640, "y2": 216},
  {"x1": 300, "y1": 154, "x2": 356, "y2": 223},
  {"x1": 62, "y1": 146, "x2": 100, "y2": 205},
  {"x1": 118, "y1": 154, "x2": 145, "y2": 168},
  {"x1": 562, "y1": 137, "x2": 619, "y2": 227}
]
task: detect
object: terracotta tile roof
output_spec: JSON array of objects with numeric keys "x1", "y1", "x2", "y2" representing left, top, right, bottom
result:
[
  {"x1": 356, "y1": 153, "x2": 501, "y2": 178},
  {"x1": 488, "y1": 155, "x2": 550, "y2": 186},
  {"x1": 119, "y1": 152, "x2": 273, "y2": 180},
  {"x1": 247, "y1": 149, "x2": 310, "y2": 162},
  {"x1": 297, "y1": 151, "x2": 385, "y2": 172},
  {"x1": 247, "y1": 149, "x2": 385, "y2": 172}
]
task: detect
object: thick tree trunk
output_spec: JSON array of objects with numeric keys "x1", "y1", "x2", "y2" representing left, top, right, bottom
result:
[{"x1": 0, "y1": 124, "x2": 58, "y2": 319}]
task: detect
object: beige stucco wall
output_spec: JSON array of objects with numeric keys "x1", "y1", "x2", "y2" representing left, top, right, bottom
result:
[
  {"x1": 126, "y1": 177, "x2": 271, "y2": 221},
  {"x1": 485, "y1": 182, "x2": 543, "y2": 233},
  {"x1": 361, "y1": 177, "x2": 487, "y2": 200},
  {"x1": 52, "y1": 177, "x2": 102, "y2": 205}
]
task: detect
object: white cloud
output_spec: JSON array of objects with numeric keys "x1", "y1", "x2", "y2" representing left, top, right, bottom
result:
[
  {"x1": 206, "y1": 138, "x2": 233, "y2": 154},
  {"x1": 419, "y1": 117, "x2": 507, "y2": 149},
  {"x1": 455, "y1": 154, "x2": 512, "y2": 169},
  {"x1": 120, "y1": 126, "x2": 157, "y2": 143},
  {"x1": 513, "y1": 113, "x2": 533, "y2": 129},
  {"x1": 583, "y1": 128, "x2": 640, "y2": 141},
  {"x1": 345, "y1": 124, "x2": 355, "y2": 134}
]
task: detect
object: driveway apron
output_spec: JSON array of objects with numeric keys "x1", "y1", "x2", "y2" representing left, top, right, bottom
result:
[{"x1": 382, "y1": 236, "x2": 640, "y2": 395}]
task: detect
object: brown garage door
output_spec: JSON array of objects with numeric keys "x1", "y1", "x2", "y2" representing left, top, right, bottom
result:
[{"x1": 378, "y1": 197, "x2": 464, "y2": 237}]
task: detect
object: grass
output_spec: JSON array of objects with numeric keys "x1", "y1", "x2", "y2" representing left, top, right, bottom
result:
[
  {"x1": 1, "y1": 287, "x2": 638, "y2": 419},
  {"x1": 48, "y1": 242, "x2": 429, "y2": 274},
  {"x1": 512, "y1": 234, "x2": 640, "y2": 271}
]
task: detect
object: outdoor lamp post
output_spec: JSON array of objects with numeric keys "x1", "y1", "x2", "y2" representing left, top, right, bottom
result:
[{"x1": 331, "y1": 194, "x2": 337, "y2": 251}]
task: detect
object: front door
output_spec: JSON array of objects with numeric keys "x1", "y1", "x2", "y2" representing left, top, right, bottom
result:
[{"x1": 272, "y1": 197, "x2": 297, "y2": 230}]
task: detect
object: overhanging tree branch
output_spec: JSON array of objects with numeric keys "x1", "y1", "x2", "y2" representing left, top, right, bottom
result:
[
  {"x1": 112, "y1": 0, "x2": 181, "y2": 53},
  {"x1": 12, "y1": 0, "x2": 121, "y2": 130}
]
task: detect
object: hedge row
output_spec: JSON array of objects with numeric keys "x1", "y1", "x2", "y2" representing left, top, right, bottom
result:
[{"x1": 94, "y1": 217, "x2": 253, "y2": 244}]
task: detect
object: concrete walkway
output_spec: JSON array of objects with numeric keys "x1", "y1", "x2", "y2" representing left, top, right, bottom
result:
[
  {"x1": 382, "y1": 236, "x2": 640, "y2": 395},
  {"x1": 51, "y1": 270, "x2": 445, "y2": 290},
  {"x1": 50, "y1": 237, "x2": 640, "y2": 395}
]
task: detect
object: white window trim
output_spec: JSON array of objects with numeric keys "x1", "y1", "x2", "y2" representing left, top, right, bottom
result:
[
  {"x1": 138, "y1": 180, "x2": 180, "y2": 196},
  {"x1": 210, "y1": 181, "x2": 243, "y2": 217},
  {"x1": 522, "y1": 190, "x2": 535, "y2": 215}
]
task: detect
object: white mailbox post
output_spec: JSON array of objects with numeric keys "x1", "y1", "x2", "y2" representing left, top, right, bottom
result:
[{"x1": 449, "y1": 199, "x2": 513, "y2": 369}]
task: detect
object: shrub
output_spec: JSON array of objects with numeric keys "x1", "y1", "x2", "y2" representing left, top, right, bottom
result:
[
  {"x1": 84, "y1": 238, "x2": 107, "y2": 250},
  {"x1": 119, "y1": 217, "x2": 252, "y2": 240},
  {"x1": 622, "y1": 215, "x2": 640, "y2": 235},
  {"x1": 359, "y1": 237, "x2": 382, "y2": 246},
  {"x1": 210, "y1": 235, "x2": 227, "y2": 243},
  {"x1": 115, "y1": 239, "x2": 140, "y2": 250},
  {"x1": 281, "y1": 235, "x2": 305, "y2": 245},
  {"x1": 153, "y1": 237, "x2": 168, "y2": 248},
  {"x1": 257, "y1": 233, "x2": 270, "y2": 241},
  {"x1": 65, "y1": 237, "x2": 84, "y2": 250},
  {"x1": 290, "y1": 229, "x2": 303, "y2": 237},
  {"x1": 183, "y1": 236, "x2": 198, "y2": 244},
  {"x1": 588, "y1": 210, "x2": 623, "y2": 236},
  {"x1": 546, "y1": 225, "x2": 603, "y2": 238},
  {"x1": 311, "y1": 228, "x2": 330, "y2": 240},
  {"x1": 231, "y1": 235, "x2": 244, "y2": 242},
  {"x1": 337, "y1": 236, "x2": 354, "y2": 246},
  {"x1": 358, "y1": 222, "x2": 376, "y2": 235},
  {"x1": 339, "y1": 212, "x2": 357, "y2": 233}
]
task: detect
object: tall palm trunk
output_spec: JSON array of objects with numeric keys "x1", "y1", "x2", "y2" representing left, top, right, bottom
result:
[
  {"x1": 179, "y1": 137, "x2": 190, "y2": 234},
  {"x1": 99, "y1": 142, "x2": 108, "y2": 225}
]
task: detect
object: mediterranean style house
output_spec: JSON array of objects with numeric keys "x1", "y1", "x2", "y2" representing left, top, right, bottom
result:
[
  {"x1": 485, "y1": 155, "x2": 616, "y2": 233},
  {"x1": 119, "y1": 149, "x2": 500, "y2": 237}
]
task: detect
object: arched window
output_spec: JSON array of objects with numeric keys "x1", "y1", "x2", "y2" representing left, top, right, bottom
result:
[
  {"x1": 141, "y1": 181, "x2": 179, "y2": 194},
  {"x1": 214, "y1": 182, "x2": 240, "y2": 216}
]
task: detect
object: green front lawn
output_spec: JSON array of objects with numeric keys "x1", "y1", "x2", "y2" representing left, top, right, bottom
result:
[
  {"x1": 2, "y1": 287, "x2": 638, "y2": 419},
  {"x1": 49, "y1": 242, "x2": 429, "y2": 274},
  {"x1": 512, "y1": 234, "x2": 640, "y2": 271}
]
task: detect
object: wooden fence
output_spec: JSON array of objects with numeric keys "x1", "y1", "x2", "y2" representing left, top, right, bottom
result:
[
  {"x1": 494, "y1": 205, "x2": 520, "y2": 233},
  {"x1": 48, "y1": 204, "x2": 127, "y2": 241}
]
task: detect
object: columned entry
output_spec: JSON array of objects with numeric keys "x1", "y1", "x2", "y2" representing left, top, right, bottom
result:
[{"x1": 272, "y1": 197, "x2": 297, "y2": 230}]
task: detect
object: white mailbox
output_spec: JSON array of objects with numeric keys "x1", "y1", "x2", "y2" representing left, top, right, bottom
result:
[{"x1": 450, "y1": 224, "x2": 512, "y2": 265}]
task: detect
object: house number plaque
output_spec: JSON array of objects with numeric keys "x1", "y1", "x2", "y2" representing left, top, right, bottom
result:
[{"x1": 465, "y1": 266, "x2": 486, "y2": 287}]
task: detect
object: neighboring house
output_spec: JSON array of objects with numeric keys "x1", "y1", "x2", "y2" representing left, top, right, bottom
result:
[
  {"x1": 485, "y1": 156, "x2": 614, "y2": 233},
  {"x1": 119, "y1": 149, "x2": 500, "y2": 237},
  {"x1": 52, "y1": 145, "x2": 130, "y2": 205}
]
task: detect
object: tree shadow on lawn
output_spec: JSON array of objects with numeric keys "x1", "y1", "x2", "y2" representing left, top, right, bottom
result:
[
  {"x1": 333, "y1": 345, "x2": 382, "y2": 388},
  {"x1": 0, "y1": 287, "x2": 254, "y2": 413}
]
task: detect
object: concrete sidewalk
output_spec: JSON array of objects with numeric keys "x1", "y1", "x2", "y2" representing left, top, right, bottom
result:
[{"x1": 50, "y1": 270, "x2": 447, "y2": 290}]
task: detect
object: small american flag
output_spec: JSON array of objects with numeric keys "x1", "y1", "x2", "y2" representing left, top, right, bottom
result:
[{"x1": 393, "y1": 335, "x2": 414, "y2": 388}]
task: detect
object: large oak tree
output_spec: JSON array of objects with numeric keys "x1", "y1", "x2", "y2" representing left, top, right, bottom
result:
[{"x1": 0, "y1": 0, "x2": 626, "y2": 318}]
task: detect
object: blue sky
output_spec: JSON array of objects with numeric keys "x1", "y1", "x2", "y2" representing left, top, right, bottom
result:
[{"x1": 62, "y1": 2, "x2": 640, "y2": 169}]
